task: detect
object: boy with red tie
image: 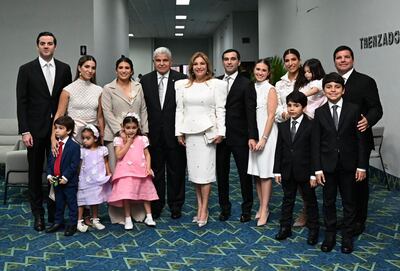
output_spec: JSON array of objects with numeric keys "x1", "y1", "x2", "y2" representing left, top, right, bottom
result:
[{"x1": 45, "y1": 116, "x2": 80, "y2": 236}]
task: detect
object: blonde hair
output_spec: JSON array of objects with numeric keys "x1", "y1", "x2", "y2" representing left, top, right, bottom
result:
[{"x1": 186, "y1": 52, "x2": 213, "y2": 87}]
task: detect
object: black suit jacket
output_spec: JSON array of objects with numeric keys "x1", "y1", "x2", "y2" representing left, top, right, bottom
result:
[
  {"x1": 312, "y1": 101, "x2": 369, "y2": 173},
  {"x1": 17, "y1": 58, "x2": 72, "y2": 138},
  {"x1": 274, "y1": 115, "x2": 314, "y2": 182},
  {"x1": 344, "y1": 70, "x2": 383, "y2": 150},
  {"x1": 141, "y1": 70, "x2": 186, "y2": 148},
  {"x1": 217, "y1": 74, "x2": 258, "y2": 146}
]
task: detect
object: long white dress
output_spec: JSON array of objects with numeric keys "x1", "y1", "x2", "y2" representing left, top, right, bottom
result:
[
  {"x1": 247, "y1": 80, "x2": 278, "y2": 179},
  {"x1": 175, "y1": 79, "x2": 227, "y2": 184}
]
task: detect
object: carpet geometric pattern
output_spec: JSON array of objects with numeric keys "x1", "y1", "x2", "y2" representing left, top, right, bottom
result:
[{"x1": 1, "y1": 163, "x2": 399, "y2": 271}]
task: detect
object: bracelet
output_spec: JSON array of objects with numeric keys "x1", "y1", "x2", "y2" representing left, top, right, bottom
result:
[{"x1": 262, "y1": 135, "x2": 268, "y2": 140}]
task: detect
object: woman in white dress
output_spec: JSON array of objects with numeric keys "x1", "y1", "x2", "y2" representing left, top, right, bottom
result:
[
  {"x1": 247, "y1": 59, "x2": 278, "y2": 226},
  {"x1": 275, "y1": 48, "x2": 302, "y2": 122},
  {"x1": 175, "y1": 52, "x2": 227, "y2": 227}
]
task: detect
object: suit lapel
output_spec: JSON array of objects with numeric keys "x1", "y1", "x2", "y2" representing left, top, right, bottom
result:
[
  {"x1": 163, "y1": 73, "x2": 176, "y2": 110},
  {"x1": 322, "y1": 103, "x2": 336, "y2": 131},
  {"x1": 338, "y1": 102, "x2": 348, "y2": 131},
  {"x1": 293, "y1": 117, "x2": 308, "y2": 143},
  {"x1": 151, "y1": 72, "x2": 162, "y2": 110},
  {"x1": 282, "y1": 120, "x2": 292, "y2": 145},
  {"x1": 61, "y1": 138, "x2": 70, "y2": 167}
]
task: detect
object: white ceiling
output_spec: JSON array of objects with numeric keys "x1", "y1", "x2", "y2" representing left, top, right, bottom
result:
[{"x1": 128, "y1": 0, "x2": 258, "y2": 38}]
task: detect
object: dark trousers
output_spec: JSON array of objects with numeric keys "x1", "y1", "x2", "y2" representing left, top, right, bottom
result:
[
  {"x1": 149, "y1": 138, "x2": 186, "y2": 215},
  {"x1": 354, "y1": 149, "x2": 371, "y2": 226},
  {"x1": 216, "y1": 140, "x2": 253, "y2": 214},
  {"x1": 322, "y1": 163, "x2": 356, "y2": 239},
  {"x1": 27, "y1": 136, "x2": 55, "y2": 220},
  {"x1": 280, "y1": 175, "x2": 319, "y2": 230},
  {"x1": 54, "y1": 185, "x2": 78, "y2": 225}
]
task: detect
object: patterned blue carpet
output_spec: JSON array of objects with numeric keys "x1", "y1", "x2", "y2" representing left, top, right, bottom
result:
[{"x1": 1, "y1": 165, "x2": 400, "y2": 271}]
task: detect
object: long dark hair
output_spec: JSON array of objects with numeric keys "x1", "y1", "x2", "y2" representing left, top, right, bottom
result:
[
  {"x1": 294, "y1": 58, "x2": 326, "y2": 91},
  {"x1": 74, "y1": 55, "x2": 97, "y2": 84}
]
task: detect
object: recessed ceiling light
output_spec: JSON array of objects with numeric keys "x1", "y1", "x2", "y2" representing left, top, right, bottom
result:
[
  {"x1": 175, "y1": 25, "x2": 185, "y2": 29},
  {"x1": 175, "y1": 33, "x2": 184, "y2": 37},
  {"x1": 175, "y1": 15, "x2": 187, "y2": 20},
  {"x1": 176, "y1": 0, "x2": 190, "y2": 5},
  {"x1": 128, "y1": 33, "x2": 134, "y2": 37}
]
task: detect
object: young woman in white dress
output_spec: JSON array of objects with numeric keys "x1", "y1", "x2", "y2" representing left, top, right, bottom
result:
[
  {"x1": 247, "y1": 59, "x2": 278, "y2": 226},
  {"x1": 175, "y1": 52, "x2": 227, "y2": 227}
]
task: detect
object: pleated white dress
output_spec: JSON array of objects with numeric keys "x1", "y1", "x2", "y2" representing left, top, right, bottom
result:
[{"x1": 247, "y1": 80, "x2": 278, "y2": 179}]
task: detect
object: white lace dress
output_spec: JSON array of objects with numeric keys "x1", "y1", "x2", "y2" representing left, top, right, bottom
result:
[{"x1": 64, "y1": 78, "x2": 102, "y2": 142}]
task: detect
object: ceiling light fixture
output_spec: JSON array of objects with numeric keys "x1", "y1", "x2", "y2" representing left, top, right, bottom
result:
[
  {"x1": 175, "y1": 15, "x2": 187, "y2": 20},
  {"x1": 175, "y1": 25, "x2": 185, "y2": 29},
  {"x1": 128, "y1": 33, "x2": 134, "y2": 37},
  {"x1": 175, "y1": 33, "x2": 184, "y2": 37},
  {"x1": 176, "y1": 0, "x2": 190, "y2": 5}
]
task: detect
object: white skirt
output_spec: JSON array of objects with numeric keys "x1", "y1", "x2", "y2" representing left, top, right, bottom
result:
[{"x1": 185, "y1": 133, "x2": 216, "y2": 184}]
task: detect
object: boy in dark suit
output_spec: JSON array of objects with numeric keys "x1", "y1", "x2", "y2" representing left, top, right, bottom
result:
[
  {"x1": 45, "y1": 116, "x2": 80, "y2": 236},
  {"x1": 313, "y1": 72, "x2": 368, "y2": 254},
  {"x1": 274, "y1": 91, "x2": 319, "y2": 245}
]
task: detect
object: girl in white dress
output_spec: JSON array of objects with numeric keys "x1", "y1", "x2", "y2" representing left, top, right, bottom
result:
[
  {"x1": 175, "y1": 52, "x2": 227, "y2": 227},
  {"x1": 247, "y1": 59, "x2": 278, "y2": 226}
]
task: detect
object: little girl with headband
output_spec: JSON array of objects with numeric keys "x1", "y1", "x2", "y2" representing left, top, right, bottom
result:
[{"x1": 77, "y1": 124, "x2": 111, "y2": 232}]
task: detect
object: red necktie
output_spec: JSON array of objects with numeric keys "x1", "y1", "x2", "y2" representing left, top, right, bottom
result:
[{"x1": 54, "y1": 141, "x2": 64, "y2": 176}]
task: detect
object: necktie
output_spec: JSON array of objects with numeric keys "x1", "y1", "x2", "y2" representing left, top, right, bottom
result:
[
  {"x1": 225, "y1": 76, "x2": 231, "y2": 92},
  {"x1": 45, "y1": 63, "x2": 54, "y2": 95},
  {"x1": 332, "y1": 105, "x2": 339, "y2": 130},
  {"x1": 159, "y1": 76, "x2": 165, "y2": 108},
  {"x1": 54, "y1": 141, "x2": 64, "y2": 176},
  {"x1": 290, "y1": 120, "x2": 297, "y2": 142}
]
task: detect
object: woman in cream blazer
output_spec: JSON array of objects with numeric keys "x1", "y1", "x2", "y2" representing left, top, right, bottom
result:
[
  {"x1": 175, "y1": 52, "x2": 227, "y2": 227},
  {"x1": 101, "y1": 56, "x2": 148, "y2": 224}
]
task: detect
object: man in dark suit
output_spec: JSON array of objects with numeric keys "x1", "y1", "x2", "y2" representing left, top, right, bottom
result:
[
  {"x1": 141, "y1": 47, "x2": 186, "y2": 219},
  {"x1": 45, "y1": 116, "x2": 80, "y2": 236},
  {"x1": 334, "y1": 45, "x2": 383, "y2": 236},
  {"x1": 216, "y1": 49, "x2": 258, "y2": 222},
  {"x1": 313, "y1": 72, "x2": 369, "y2": 254},
  {"x1": 16, "y1": 32, "x2": 72, "y2": 231},
  {"x1": 274, "y1": 91, "x2": 319, "y2": 245}
]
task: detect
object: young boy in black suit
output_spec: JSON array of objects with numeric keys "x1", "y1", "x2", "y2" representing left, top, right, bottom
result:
[
  {"x1": 274, "y1": 91, "x2": 319, "y2": 245},
  {"x1": 45, "y1": 116, "x2": 80, "y2": 236},
  {"x1": 313, "y1": 72, "x2": 368, "y2": 254}
]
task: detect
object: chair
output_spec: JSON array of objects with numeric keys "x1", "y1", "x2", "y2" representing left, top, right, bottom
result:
[
  {"x1": 0, "y1": 118, "x2": 20, "y2": 164},
  {"x1": 3, "y1": 140, "x2": 47, "y2": 204},
  {"x1": 371, "y1": 127, "x2": 389, "y2": 190}
]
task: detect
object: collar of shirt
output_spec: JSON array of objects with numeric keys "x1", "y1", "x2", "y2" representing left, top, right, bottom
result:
[
  {"x1": 58, "y1": 136, "x2": 69, "y2": 150},
  {"x1": 291, "y1": 114, "x2": 304, "y2": 126},
  {"x1": 39, "y1": 56, "x2": 55, "y2": 68},
  {"x1": 341, "y1": 68, "x2": 354, "y2": 83},
  {"x1": 157, "y1": 71, "x2": 170, "y2": 82},
  {"x1": 328, "y1": 98, "x2": 343, "y2": 109},
  {"x1": 224, "y1": 71, "x2": 238, "y2": 81}
]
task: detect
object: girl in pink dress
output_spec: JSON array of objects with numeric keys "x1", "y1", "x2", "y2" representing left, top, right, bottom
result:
[
  {"x1": 77, "y1": 124, "x2": 111, "y2": 232},
  {"x1": 108, "y1": 113, "x2": 158, "y2": 230}
]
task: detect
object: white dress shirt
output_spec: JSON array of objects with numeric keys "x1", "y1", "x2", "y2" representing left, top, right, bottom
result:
[
  {"x1": 39, "y1": 56, "x2": 55, "y2": 94},
  {"x1": 223, "y1": 71, "x2": 238, "y2": 91},
  {"x1": 341, "y1": 68, "x2": 354, "y2": 84},
  {"x1": 158, "y1": 71, "x2": 170, "y2": 107}
]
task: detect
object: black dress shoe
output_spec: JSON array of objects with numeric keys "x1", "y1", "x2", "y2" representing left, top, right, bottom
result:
[
  {"x1": 219, "y1": 211, "x2": 231, "y2": 221},
  {"x1": 275, "y1": 227, "x2": 292, "y2": 240},
  {"x1": 307, "y1": 229, "x2": 319, "y2": 245},
  {"x1": 34, "y1": 216, "x2": 45, "y2": 232},
  {"x1": 240, "y1": 213, "x2": 251, "y2": 223},
  {"x1": 341, "y1": 238, "x2": 354, "y2": 254},
  {"x1": 321, "y1": 234, "x2": 336, "y2": 252},
  {"x1": 45, "y1": 223, "x2": 63, "y2": 233},
  {"x1": 171, "y1": 210, "x2": 182, "y2": 219},
  {"x1": 64, "y1": 225, "x2": 77, "y2": 236}
]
